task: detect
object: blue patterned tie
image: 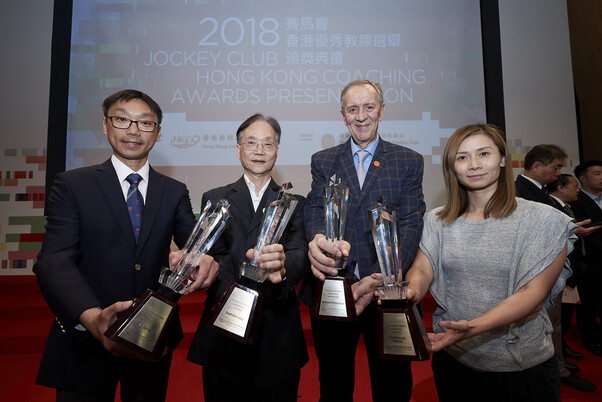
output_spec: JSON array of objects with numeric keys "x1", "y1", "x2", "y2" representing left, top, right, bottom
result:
[{"x1": 126, "y1": 173, "x2": 144, "y2": 242}]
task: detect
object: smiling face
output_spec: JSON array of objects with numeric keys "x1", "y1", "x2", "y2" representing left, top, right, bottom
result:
[
  {"x1": 340, "y1": 83, "x2": 385, "y2": 149},
  {"x1": 236, "y1": 120, "x2": 279, "y2": 180},
  {"x1": 103, "y1": 99, "x2": 161, "y2": 171},
  {"x1": 454, "y1": 133, "x2": 505, "y2": 195}
]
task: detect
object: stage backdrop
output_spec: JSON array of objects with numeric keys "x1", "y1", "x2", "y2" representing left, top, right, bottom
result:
[
  {"x1": 65, "y1": 0, "x2": 486, "y2": 211},
  {"x1": 0, "y1": 0, "x2": 579, "y2": 274}
]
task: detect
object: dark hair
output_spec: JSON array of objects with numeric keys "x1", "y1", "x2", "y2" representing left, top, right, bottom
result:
[
  {"x1": 438, "y1": 123, "x2": 516, "y2": 224},
  {"x1": 545, "y1": 174, "x2": 574, "y2": 193},
  {"x1": 523, "y1": 144, "x2": 567, "y2": 170},
  {"x1": 574, "y1": 160, "x2": 602, "y2": 184},
  {"x1": 340, "y1": 80, "x2": 384, "y2": 110},
  {"x1": 102, "y1": 89, "x2": 163, "y2": 124},
  {"x1": 235, "y1": 113, "x2": 281, "y2": 144}
]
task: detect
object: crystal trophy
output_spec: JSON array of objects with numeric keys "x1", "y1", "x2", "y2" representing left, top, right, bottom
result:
[
  {"x1": 310, "y1": 175, "x2": 357, "y2": 321},
  {"x1": 104, "y1": 200, "x2": 231, "y2": 360},
  {"x1": 204, "y1": 183, "x2": 298, "y2": 344},
  {"x1": 369, "y1": 197, "x2": 430, "y2": 361}
]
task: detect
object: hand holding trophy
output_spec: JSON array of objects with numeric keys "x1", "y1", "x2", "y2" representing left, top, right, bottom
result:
[
  {"x1": 204, "y1": 183, "x2": 298, "y2": 344},
  {"x1": 104, "y1": 200, "x2": 231, "y2": 360},
  {"x1": 369, "y1": 197, "x2": 431, "y2": 360},
  {"x1": 310, "y1": 174, "x2": 357, "y2": 321}
]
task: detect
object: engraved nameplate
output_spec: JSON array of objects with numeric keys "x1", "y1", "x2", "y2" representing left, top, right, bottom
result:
[
  {"x1": 117, "y1": 296, "x2": 174, "y2": 352},
  {"x1": 319, "y1": 278, "x2": 348, "y2": 318},
  {"x1": 382, "y1": 311, "x2": 416, "y2": 356},
  {"x1": 214, "y1": 285, "x2": 257, "y2": 337}
]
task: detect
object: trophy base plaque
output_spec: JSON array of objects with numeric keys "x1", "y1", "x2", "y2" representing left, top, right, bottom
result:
[
  {"x1": 203, "y1": 278, "x2": 263, "y2": 345},
  {"x1": 377, "y1": 299, "x2": 430, "y2": 361},
  {"x1": 104, "y1": 284, "x2": 181, "y2": 361},
  {"x1": 310, "y1": 275, "x2": 357, "y2": 321}
]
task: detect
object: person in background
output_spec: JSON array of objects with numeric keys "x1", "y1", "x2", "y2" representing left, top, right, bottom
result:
[
  {"x1": 34, "y1": 89, "x2": 218, "y2": 402},
  {"x1": 515, "y1": 145, "x2": 597, "y2": 392},
  {"x1": 406, "y1": 123, "x2": 576, "y2": 401},
  {"x1": 571, "y1": 160, "x2": 602, "y2": 358}
]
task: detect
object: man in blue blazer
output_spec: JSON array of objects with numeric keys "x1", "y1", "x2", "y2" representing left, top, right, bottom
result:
[
  {"x1": 34, "y1": 89, "x2": 218, "y2": 401},
  {"x1": 299, "y1": 80, "x2": 425, "y2": 402}
]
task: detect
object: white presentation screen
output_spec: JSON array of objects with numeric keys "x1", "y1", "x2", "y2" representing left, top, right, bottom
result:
[{"x1": 66, "y1": 0, "x2": 486, "y2": 210}]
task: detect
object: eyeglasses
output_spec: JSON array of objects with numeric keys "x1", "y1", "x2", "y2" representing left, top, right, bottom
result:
[
  {"x1": 238, "y1": 140, "x2": 278, "y2": 151},
  {"x1": 106, "y1": 116, "x2": 159, "y2": 132}
]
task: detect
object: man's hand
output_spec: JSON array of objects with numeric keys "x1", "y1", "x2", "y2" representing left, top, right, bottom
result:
[
  {"x1": 78, "y1": 302, "x2": 163, "y2": 359},
  {"x1": 574, "y1": 219, "x2": 602, "y2": 237},
  {"x1": 351, "y1": 273, "x2": 381, "y2": 315},
  {"x1": 167, "y1": 250, "x2": 219, "y2": 294},
  {"x1": 182, "y1": 253, "x2": 219, "y2": 294},
  {"x1": 246, "y1": 244, "x2": 287, "y2": 284},
  {"x1": 308, "y1": 234, "x2": 350, "y2": 280}
]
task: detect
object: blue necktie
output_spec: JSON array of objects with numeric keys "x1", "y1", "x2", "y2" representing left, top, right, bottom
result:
[
  {"x1": 356, "y1": 150, "x2": 369, "y2": 189},
  {"x1": 126, "y1": 173, "x2": 144, "y2": 242}
]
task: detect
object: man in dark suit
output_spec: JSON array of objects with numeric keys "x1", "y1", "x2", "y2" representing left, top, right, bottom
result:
[
  {"x1": 515, "y1": 145, "x2": 598, "y2": 392},
  {"x1": 547, "y1": 174, "x2": 585, "y2": 358},
  {"x1": 515, "y1": 144, "x2": 566, "y2": 207},
  {"x1": 571, "y1": 160, "x2": 602, "y2": 358},
  {"x1": 34, "y1": 89, "x2": 218, "y2": 402},
  {"x1": 299, "y1": 80, "x2": 425, "y2": 402},
  {"x1": 187, "y1": 114, "x2": 309, "y2": 402}
]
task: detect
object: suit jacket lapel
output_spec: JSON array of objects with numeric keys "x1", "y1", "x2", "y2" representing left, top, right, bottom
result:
[
  {"x1": 230, "y1": 176, "x2": 254, "y2": 223},
  {"x1": 248, "y1": 178, "x2": 280, "y2": 240},
  {"x1": 96, "y1": 159, "x2": 137, "y2": 251},
  {"x1": 339, "y1": 140, "x2": 361, "y2": 201},
  {"x1": 137, "y1": 167, "x2": 164, "y2": 255},
  {"x1": 357, "y1": 138, "x2": 385, "y2": 207}
]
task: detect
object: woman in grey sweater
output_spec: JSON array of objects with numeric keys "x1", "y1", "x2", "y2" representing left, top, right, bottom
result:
[{"x1": 405, "y1": 123, "x2": 576, "y2": 402}]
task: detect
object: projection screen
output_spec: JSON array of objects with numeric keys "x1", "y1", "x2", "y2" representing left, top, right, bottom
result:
[{"x1": 64, "y1": 0, "x2": 487, "y2": 210}]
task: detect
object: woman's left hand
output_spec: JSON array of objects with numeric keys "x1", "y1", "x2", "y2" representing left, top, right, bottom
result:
[{"x1": 427, "y1": 320, "x2": 472, "y2": 351}]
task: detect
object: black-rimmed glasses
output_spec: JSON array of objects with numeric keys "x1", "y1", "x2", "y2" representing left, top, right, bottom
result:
[{"x1": 106, "y1": 116, "x2": 159, "y2": 132}]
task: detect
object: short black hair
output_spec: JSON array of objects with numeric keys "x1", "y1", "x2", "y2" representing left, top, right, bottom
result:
[
  {"x1": 574, "y1": 160, "x2": 602, "y2": 184},
  {"x1": 236, "y1": 113, "x2": 281, "y2": 144},
  {"x1": 102, "y1": 89, "x2": 163, "y2": 124},
  {"x1": 524, "y1": 144, "x2": 567, "y2": 170},
  {"x1": 545, "y1": 174, "x2": 574, "y2": 193}
]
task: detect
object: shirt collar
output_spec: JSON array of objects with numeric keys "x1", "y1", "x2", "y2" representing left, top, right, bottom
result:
[
  {"x1": 550, "y1": 194, "x2": 566, "y2": 207},
  {"x1": 111, "y1": 155, "x2": 150, "y2": 183},
  {"x1": 581, "y1": 188, "x2": 601, "y2": 202},
  {"x1": 520, "y1": 174, "x2": 544, "y2": 189},
  {"x1": 351, "y1": 136, "x2": 379, "y2": 157},
  {"x1": 243, "y1": 174, "x2": 271, "y2": 197}
]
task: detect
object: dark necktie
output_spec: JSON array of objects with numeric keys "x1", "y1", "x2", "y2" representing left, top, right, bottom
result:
[
  {"x1": 356, "y1": 150, "x2": 369, "y2": 189},
  {"x1": 126, "y1": 173, "x2": 144, "y2": 242},
  {"x1": 564, "y1": 203, "x2": 575, "y2": 218},
  {"x1": 541, "y1": 187, "x2": 558, "y2": 208}
]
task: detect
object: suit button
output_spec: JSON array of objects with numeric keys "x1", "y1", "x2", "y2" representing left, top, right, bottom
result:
[{"x1": 134, "y1": 264, "x2": 142, "y2": 271}]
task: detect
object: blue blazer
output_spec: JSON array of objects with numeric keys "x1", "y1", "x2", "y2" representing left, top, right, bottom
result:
[
  {"x1": 34, "y1": 159, "x2": 196, "y2": 391},
  {"x1": 299, "y1": 137, "x2": 425, "y2": 307}
]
